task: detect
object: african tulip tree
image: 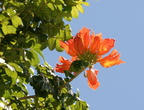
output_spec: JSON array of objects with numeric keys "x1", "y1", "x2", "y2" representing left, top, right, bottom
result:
[{"x1": 0, "y1": 0, "x2": 124, "y2": 110}]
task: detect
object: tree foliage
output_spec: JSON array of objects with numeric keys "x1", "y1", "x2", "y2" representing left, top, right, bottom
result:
[{"x1": 0, "y1": 0, "x2": 90, "y2": 109}]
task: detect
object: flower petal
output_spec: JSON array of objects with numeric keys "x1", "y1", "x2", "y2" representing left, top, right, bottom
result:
[
  {"x1": 55, "y1": 56, "x2": 72, "y2": 73},
  {"x1": 90, "y1": 33, "x2": 102, "y2": 54},
  {"x1": 60, "y1": 39, "x2": 77, "y2": 56},
  {"x1": 99, "y1": 38, "x2": 115, "y2": 55},
  {"x1": 74, "y1": 35, "x2": 85, "y2": 55},
  {"x1": 99, "y1": 49, "x2": 125, "y2": 68},
  {"x1": 88, "y1": 80, "x2": 100, "y2": 90},
  {"x1": 79, "y1": 27, "x2": 91, "y2": 49},
  {"x1": 86, "y1": 68, "x2": 100, "y2": 90}
]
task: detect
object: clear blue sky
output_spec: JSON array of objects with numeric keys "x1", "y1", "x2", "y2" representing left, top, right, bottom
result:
[{"x1": 31, "y1": 0, "x2": 144, "y2": 109}]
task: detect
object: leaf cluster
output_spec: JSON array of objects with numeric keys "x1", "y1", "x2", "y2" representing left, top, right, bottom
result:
[
  {"x1": 0, "y1": 0, "x2": 90, "y2": 109},
  {"x1": 29, "y1": 64, "x2": 89, "y2": 110}
]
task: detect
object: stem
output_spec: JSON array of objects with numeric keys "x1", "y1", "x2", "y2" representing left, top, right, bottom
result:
[
  {"x1": 61, "y1": 66, "x2": 87, "y2": 90},
  {"x1": 34, "y1": 96, "x2": 39, "y2": 110},
  {"x1": 7, "y1": 95, "x2": 36, "y2": 106},
  {"x1": 18, "y1": 95, "x2": 36, "y2": 100}
]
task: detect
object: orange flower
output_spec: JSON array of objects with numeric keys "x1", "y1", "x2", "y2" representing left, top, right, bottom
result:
[
  {"x1": 86, "y1": 68, "x2": 100, "y2": 90},
  {"x1": 55, "y1": 27, "x2": 125, "y2": 90},
  {"x1": 60, "y1": 27, "x2": 124, "y2": 67},
  {"x1": 99, "y1": 49, "x2": 125, "y2": 68},
  {"x1": 55, "y1": 56, "x2": 72, "y2": 73}
]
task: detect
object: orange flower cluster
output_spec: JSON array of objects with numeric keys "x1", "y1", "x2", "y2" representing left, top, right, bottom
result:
[{"x1": 55, "y1": 27, "x2": 125, "y2": 90}]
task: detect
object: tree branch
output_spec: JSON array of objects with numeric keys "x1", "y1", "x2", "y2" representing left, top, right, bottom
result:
[
  {"x1": 18, "y1": 95, "x2": 36, "y2": 100},
  {"x1": 60, "y1": 67, "x2": 87, "y2": 90},
  {"x1": 7, "y1": 95, "x2": 36, "y2": 106}
]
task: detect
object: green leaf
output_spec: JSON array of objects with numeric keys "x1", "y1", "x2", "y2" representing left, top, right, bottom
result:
[
  {"x1": 55, "y1": 39, "x2": 63, "y2": 52},
  {"x1": 71, "y1": 6, "x2": 79, "y2": 18},
  {"x1": 63, "y1": 13, "x2": 72, "y2": 21},
  {"x1": 56, "y1": 24, "x2": 72, "y2": 41},
  {"x1": 4, "y1": 67, "x2": 17, "y2": 84},
  {"x1": 28, "y1": 67, "x2": 35, "y2": 75},
  {"x1": 31, "y1": 43, "x2": 45, "y2": 60},
  {"x1": 6, "y1": 8, "x2": 16, "y2": 17},
  {"x1": 0, "y1": 30, "x2": 4, "y2": 38},
  {"x1": 8, "y1": 63, "x2": 23, "y2": 73},
  {"x1": 47, "y1": 3, "x2": 55, "y2": 11},
  {"x1": 65, "y1": 24, "x2": 72, "y2": 40},
  {"x1": 63, "y1": 6, "x2": 72, "y2": 21},
  {"x1": 11, "y1": 15, "x2": 23, "y2": 28},
  {"x1": 3, "y1": 90, "x2": 12, "y2": 99},
  {"x1": 31, "y1": 50, "x2": 40, "y2": 67},
  {"x1": 27, "y1": 50, "x2": 40, "y2": 67},
  {"x1": 64, "y1": 70, "x2": 74, "y2": 79},
  {"x1": 0, "y1": 14, "x2": 6, "y2": 21},
  {"x1": 49, "y1": 27, "x2": 58, "y2": 37},
  {"x1": 81, "y1": 2, "x2": 90, "y2": 6},
  {"x1": 47, "y1": 37, "x2": 56, "y2": 50},
  {"x1": 2, "y1": 24, "x2": 16, "y2": 35},
  {"x1": 75, "y1": 100, "x2": 89, "y2": 110},
  {"x1": 76, "y1": 4, "x2": 84, "y2": 13},
  {"x1": 3, "y1": 49, "x2": 17, "y2": 61},
  {"x1": 69, "y1": 60, "x2": 89, "y2": 73}
]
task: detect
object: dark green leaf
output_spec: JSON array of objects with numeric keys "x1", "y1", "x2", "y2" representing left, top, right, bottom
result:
[
  {"x1": 69, "y1": 60, "x2": 89, "y2": 73},
  {"x1": 27, "y1": 50, "x2": 40, "y2": 67}
]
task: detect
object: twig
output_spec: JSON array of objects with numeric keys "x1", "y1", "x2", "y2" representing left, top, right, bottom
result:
[
  {"x1": 60, "y1": 67, "x2": 87, "y2": 90},
  {"x1": 7, "y1": 95, "x2": 36, "y2": 106},
  {"x1": 18, "y1": 95, "x2": 36, "y2": 100}
]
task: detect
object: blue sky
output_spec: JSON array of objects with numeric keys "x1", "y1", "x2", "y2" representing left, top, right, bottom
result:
[{"x1": 30, "y1": 0, "x2": 144, "y2": 109}]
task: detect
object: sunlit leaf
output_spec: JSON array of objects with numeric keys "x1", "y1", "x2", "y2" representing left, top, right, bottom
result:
[
  {"x1": 0, "y1": 14, "x2": 6, "y2": 21},
  {"x1": 71, "y1": 6, "x2": 79, "y2": 18},
  {"x1": 76, "y1": 4, "x2": 84, "y2": 13},
  {"x1": 81, "y1": 2, "x2": 90, "y2": 6},
  {"x1": 64, "y1": 24, "x2": 72, "y2": 40},
  {"x1": 31, "y1": 43, "x2": 45, "y2": 60},
  {"x1": 56, "y1": 39, "x2": 64, "y2": 52},
  {"x1": 75, "y1": 100, "x2": 89, "y2": 110},
  {"x1": 6, "y1": 8, "x2": 16, "y2": 17},
  {"x1": 11, "y1": 16, "x2": 23, "y2": 28},
  {"x1": 47, "y1": 3, "x2": 55, "y2": 11},
  {"x1": 29, "y1": 50, "x2": 40, "y2": 67},
  {"x1": 47, "y1": 37, "x2": 56, "y2": 50},
  {"x1": 2, "y1": 24, "x2": 16, "y2": 35},
  {"x1": 3, "y1": 90, "x2": 12, "y2": 99},
  {"x1": 8, "y1": 63, "x2": 23, "y2": 73},
  {"x1": 4, "y1": 67, "x2": 17, "y2": 84}
]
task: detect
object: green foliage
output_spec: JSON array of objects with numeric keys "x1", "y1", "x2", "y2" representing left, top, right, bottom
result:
[
  {"x1": 69, "y1": 60, "x2": 89, "y2": 73},
  {"x1": 0, "y1": 0, "x2": 90, "y2": 109},
  {"x1": 29, "y1": 65, "x2": 89, "y2": 109}
]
